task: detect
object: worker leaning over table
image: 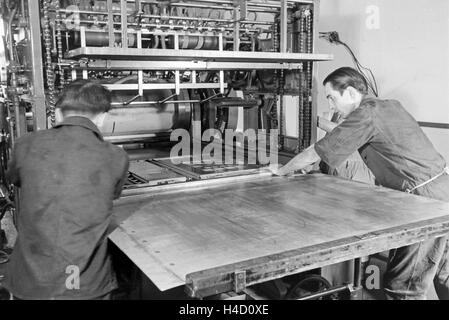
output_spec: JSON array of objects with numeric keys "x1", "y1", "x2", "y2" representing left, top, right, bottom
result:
[{"x1": 272, "y1": 67, "x2": 449, "y2": 300}]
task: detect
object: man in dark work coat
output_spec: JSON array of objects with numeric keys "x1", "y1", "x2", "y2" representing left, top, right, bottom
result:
[{"x1": 5, "y1": 80, "x2": 129, "y2": 300}]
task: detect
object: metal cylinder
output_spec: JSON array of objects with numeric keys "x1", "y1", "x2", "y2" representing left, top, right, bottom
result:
[
  {"x1": 68, "y1": 30, "x2": 137, "y2": 48},
  {"x1": 167, "y1": 35, "x2": 226, "y2": 50},
  {"x1": 98, "y1": 76, "x2": 191, "y2": 142}
]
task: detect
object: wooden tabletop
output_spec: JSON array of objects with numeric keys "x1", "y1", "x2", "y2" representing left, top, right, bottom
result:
[{"x1": 110, "y1": 174, "x2": 449, "y2": 295}]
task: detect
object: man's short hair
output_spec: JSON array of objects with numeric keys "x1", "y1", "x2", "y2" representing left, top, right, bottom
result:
[
  {"x1": 323, "y1": 67, "x2": 368, "y2": 95},
  {"x1": 56, "y1": 80, "x2": 112, "y2": 115}
]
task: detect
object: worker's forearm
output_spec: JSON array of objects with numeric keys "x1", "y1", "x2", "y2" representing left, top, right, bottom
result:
[
  {"x1": 278, "y1": 145, "x2": 321, "y2": 175},
  {"x1": 318, "y1": 116, "x2": 338, "y2": 133}
]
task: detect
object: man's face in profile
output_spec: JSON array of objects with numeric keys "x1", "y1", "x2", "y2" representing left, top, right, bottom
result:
[{"x1": 324, "y1": 83, "x2": 357, "y2": 119}]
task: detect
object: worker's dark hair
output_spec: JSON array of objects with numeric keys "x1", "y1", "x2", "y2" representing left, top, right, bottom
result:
[
  {"x1": 323, "y1": 67, "x2": 368, "y2": 95},
  {"x1": 56, "y1": 80, "x2": 112, "y2": 115}
]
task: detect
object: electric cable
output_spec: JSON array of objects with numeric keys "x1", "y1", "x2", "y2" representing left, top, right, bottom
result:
[{"x1": 319, "y1": 31, "x2": 379, "y2": 97}]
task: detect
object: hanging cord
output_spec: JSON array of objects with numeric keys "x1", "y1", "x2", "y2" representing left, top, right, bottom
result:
[{"x1": 319, "y1": 31, "x2": 379, "y2": 97}]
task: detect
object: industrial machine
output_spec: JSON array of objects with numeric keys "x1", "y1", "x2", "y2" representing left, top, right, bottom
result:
[
  {"x1": 0, "y1": 0, "x2": 331, "y2": 163},
  {"x1": 0, "y1": 0, "x2": 338, "y2": 299},
  {"x1": 2, "y1": 0, "x2": 449, "y2": 301}
]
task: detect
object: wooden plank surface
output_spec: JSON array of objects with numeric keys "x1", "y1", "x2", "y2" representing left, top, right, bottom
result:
[{"x1": 110, "y1": 174, "x2": 449, "y2": 292}]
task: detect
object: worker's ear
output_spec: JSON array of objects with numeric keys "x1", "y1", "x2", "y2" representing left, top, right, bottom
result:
[{"x1": 347, "y1": 86, "x2": 359, "y2": 100}]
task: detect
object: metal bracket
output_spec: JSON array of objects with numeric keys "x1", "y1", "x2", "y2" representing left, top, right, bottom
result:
[
  {"x1": 234, "y1": 270, "x2": 246, "y2": 293},
  {"x1": 200, "y1": 92, "x2": 224, "y2": 104},
  {"x1": 347, "y1": 283, "x2": 363, "y2": 300},
  {"x1": 158, "y1": 93, "x2": 177, "y2": 104},
  {"x1": 123, "y1": 94, "x2": 141, "y2": 106}
]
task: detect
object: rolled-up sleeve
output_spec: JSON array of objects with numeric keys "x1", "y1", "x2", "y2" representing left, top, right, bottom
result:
[{"x1": 315, "y1": 105, "x2": 376, "y2": 168}]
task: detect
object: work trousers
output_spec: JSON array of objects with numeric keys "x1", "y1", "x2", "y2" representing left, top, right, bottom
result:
[{"x1": 383, "y1": 173, "x2": 449, "y2": 300}]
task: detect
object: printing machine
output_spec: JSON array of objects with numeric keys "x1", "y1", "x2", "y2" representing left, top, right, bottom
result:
[{"x1": 1, "y1": 0, "x2": 449, "y2": 300}]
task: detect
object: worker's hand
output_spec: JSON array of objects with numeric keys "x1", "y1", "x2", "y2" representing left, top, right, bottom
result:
[{"x1": 301, "y1": 164, "x2": 315, "y2": 174}]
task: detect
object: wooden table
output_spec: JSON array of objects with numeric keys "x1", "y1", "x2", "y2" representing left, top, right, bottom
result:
[{"x1": 110, "y1": 174, "x2": 449, "y2": 298}]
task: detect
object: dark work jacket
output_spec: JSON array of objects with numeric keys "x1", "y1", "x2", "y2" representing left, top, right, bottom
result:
[
  {"x1": 315, "y1": 97, "x2": 449, "y2": 201},
  {"x1": 4, "y1": 116, "x2": 129, "y2": 300}
]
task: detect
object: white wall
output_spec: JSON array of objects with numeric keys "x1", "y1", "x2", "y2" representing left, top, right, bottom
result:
[{"x1": 314, "y1": 0, "x2": 449, "y2": 162}]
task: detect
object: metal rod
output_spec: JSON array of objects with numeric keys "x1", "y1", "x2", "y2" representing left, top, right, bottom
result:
[
  {"x1": 80, "y1": 26, "x2": 86, "y2": 47},
  {"x1": 55, "y1": 10, "x2": 274, "y2": 25},
  {"x1": 353, "y1": 257, "x2": 362, "y2": 288},
  {"x1": 137, "y1": 13, "x2": 274, "y2": 25},
  {"x1": 121, "y1": 0, "x2": 128, "y2": 48},
  {"x1": 219, "y1": 70, "x2": 225, "y2": 94},
  {"x1": 233, "y1": 6, "x2": 240, "y2": 51},
  {"x1": 158, "y1": 93, "x2": 178, "y2": 104},
  {"x1": 55, "y1": 4, "x2": 278, "y2": 14},
  {"x1": 54, "y1": 19, "x2": 271, "y2": 33},
  {"x1": 169, "y1": 2, "x2": 279, "y2": 13},
  {"x1": 21, "y1": 0, "x2": 26, "y2": 18},
  {"x1": 9, "y1": 7, "x2": 25, "y2": 138},
  {"x1": 123, "y1": 94, "x2": 142, "y2": 106},
  {"x1": 280, "y1": 0, "x2": 288, "y2": 53},
  {"x1": 137, "y1": 30, "x2": 143, "y2": 95},
  {"x1": 107, "y1": 0, "x2": 114, "y2": 47},
  {"x1": 105, "y1": 83, "x2": 227, "y2": 91},
  {"x1": 27, "y1": 0, "x2": 47, "y2": 131},
  {"x1": 295, "y1": 285, "x2": 350, "y2": 300},
  {"x1": 151, "y1": 0, "x2": 298, "y2": 8},
  {"x1": 111, "y1": 99, "x2": 200, "y2": 107},
  {"x1": 201, "y1": 92, "x2": 224, "y2": 103},
  {"x1": 174, "y1": 71, "x2": 180, "y2": 95}
]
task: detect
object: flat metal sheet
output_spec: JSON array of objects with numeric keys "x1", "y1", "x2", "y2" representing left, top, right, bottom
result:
[
  {"x1": 125, "y1": 160, "x2": 187, "y2": 187},
  {"x1": 110, "y1": 174, "x2": 449, "y2": 292},
  {"x1": 129, "y1": 160, "x2": 185, "y2": 182},
  {"x1": 152, "y1": 158, "x2": 263, "y2": 180}
]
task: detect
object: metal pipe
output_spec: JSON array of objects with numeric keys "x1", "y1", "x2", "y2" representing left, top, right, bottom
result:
[
  {"x1": 6, "y1": 100, "x2": 15, "y2": 147},
  {"x1": 200, "y1": 92, "x2": 223, "y2": 104},
  {"x1": 57, "y1": 5, "x2": 277, "y2": 14},
  {"x1": 138, "y1": 13, "x2": 274, "y2": 25},
  {"x1": 21, "y1": 0, "x2": 26, "y2": 18},
  {"x1": 111, "y1": 99, "x2": 200, "y2": 108},
  {"x1": 158, "y1": 93, "x2": 178, "y2": 104},
  {"x1": 55, "y1": 19, "x2": 271, "y2": 34},
  {"x1": 121, "y1": 0, "x2": 128, "y2": 48},
  {"x1": 295, "y1": 285, "x2": 350, "y2": 300},
  {"x1": 123, "y1": 94, "x2": 142, "y2": 106},
  {"x1": 7, "y1": 7, "x2": 24, "y2": 139},
  {"x1": 148, "y1": 0, "x2": 296, "y2": 9},
  {"x1": 169, "y1": 2, "x2": 279, "y2": 13},
  {"x1": 55, "y1": 10, "x2": 273, "y2": 25},
  {"x1": 353, "y1": 257, "x2": 362, "y2": 288},
  {"x1": 107, "y1": 0, "x2": 114, "y2": 47},
  {"x1": 8, "y1": 8, "x2": 18, "y2": 63}
]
